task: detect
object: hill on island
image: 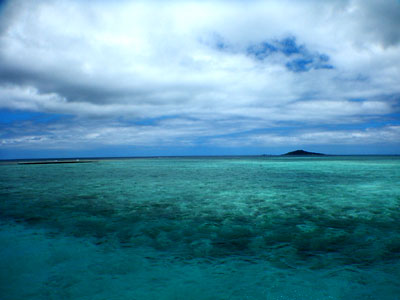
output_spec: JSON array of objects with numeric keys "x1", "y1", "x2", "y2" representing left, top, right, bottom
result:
[{"x1": 283, "y1": 150, "x2": 325, "y2": 156}]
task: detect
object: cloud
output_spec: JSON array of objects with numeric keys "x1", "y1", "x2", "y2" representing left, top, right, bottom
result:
[
  {"x1": 209, "y1": 125, "x2": 400, "y2": 147},
  {"x1": 345, "y1": 0, "x2": 400, "y2": 47},
  {"x1": 0, "y1": 0, "x2": 399, "y2": 154},
  {"x1": 2, "y1": 116, "x2": 399, "y2": 150}
]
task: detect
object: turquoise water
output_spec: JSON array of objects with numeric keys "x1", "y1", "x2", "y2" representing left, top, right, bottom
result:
[{"x1": 1, "y1": 156, "x2": 400, "y2": 299}]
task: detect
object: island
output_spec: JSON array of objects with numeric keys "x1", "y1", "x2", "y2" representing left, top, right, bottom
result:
[
  {"x1": 282, "y1": 150, "x2": 325, "y2": 156},
  {"x1": 18, "y1": 160, "x2": 96, "y2": 165}
]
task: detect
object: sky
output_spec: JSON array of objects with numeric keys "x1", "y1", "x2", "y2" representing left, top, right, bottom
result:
[{"x1": 0, "y1": 0, "x2": 399, "y2": 158}]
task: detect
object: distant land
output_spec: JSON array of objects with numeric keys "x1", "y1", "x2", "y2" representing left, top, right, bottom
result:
[
  {"x1": 18, "y1": 160, "x2": 96, "y2": 165},
  {"x1": 283, "y1": 150, "x2": 325, "y2": 156}
]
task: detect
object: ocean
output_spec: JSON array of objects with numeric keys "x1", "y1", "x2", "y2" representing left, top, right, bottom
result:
[{"x1": 1, "y1": 156, "x2": 400, "y2": 299}]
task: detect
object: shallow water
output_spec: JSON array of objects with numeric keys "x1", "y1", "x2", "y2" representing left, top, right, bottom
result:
[{"x1": 1, "y1": 156, "x2": 400, "y2": 299}]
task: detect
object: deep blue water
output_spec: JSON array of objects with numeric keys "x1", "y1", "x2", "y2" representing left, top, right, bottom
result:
[{"x1": 1, "y1": 156, "x2": 400, "y2": 299}]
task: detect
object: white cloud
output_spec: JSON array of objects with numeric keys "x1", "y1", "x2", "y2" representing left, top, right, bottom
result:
[
  {"x1": 209, "y1": 126, "x2": 400, "y2": 147},
  {"x1": 2, "y1": 120, "x2": 399, "y2": 150},
  {"x1": 0, "y1": 0, "x2": 399, "y2": 152}
]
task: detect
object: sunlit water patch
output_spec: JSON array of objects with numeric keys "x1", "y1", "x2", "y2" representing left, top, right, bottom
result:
[{"x1": 1, "y1": 156, "x2": 400, "y2": 299}]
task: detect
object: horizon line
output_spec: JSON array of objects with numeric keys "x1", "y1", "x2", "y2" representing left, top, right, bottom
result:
[{"x1": 1, "y1": 153, "x2": 400, "y2": 162}]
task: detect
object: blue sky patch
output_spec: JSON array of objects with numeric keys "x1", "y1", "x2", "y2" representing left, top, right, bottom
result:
[
  {"x1": 247, "y1": 36, "x2": 334, "y2": 72},
  {"x1": 277, "y1": 37, "x2": 303, "y2": 55},
  {"x1": 119, "y1": 115, "x2": 183, "y2": 126},
  {"x1": 247, "y1": 42, "x2": 278, "y2": 60},
  {"x1": 286, "y1": 58, "x2": 314, "y2": 72},
  {"x1": 286, "y1": 58, "x2": 334, "y2": 72},
  {"x1": 247, "y1": 36, "x2": 304, "y2": 59},
  {"x1": 0, "y1": 109, "x2": 69, "y2": 124}
]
